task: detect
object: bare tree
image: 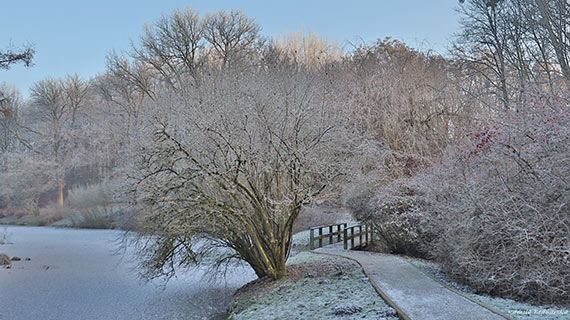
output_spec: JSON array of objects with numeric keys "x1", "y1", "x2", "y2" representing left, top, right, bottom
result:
[
  {"x1": 114, "y1": 8, "x2": 263, "y2": 101},
  {"x1": 518, "y1": 0, "x2": 559, "y2": 90},
  {"x1": 129, "y1": 7, "x2": 206, "y2": 91},
  {"x1": 0, "y1": 152, "x2": 56, "y2": 215},
  {"x1": 96, "y1": 60, "x2": 154, "y2": 134},
  {"x1": 203, "y1": 9, "x2": 262, "y2": 67},
  {"x1": 455, "y1": 0, "x2": 570, "y2": 105},
  {"x1": 343, "y1": 39, "x2": 472, "y2": 159},
  {"x1": 272, "y1": 29, "x2": 342, "y2": 67},
  {"x1": 30, "y1": 75, "x2": 91, "y2": 207},
  {"x1": 130, "y1": 64, "x2": 360, "y2": 280},
  {"x1": 0, "y1": 84, "x2": 23, "y2": 153},
  {"x1": 454, "y1": 0, "x2": 512, "y2": 108},
  {"x1": 535, "y1": 0, "x2": 570, "y2": 82}
]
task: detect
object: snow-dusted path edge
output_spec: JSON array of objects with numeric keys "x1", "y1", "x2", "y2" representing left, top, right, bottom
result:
[{"x1": 314, "y1": 248, "x2": 512, "y2": 320}]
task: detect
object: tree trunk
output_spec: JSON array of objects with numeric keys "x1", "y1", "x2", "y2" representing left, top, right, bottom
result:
[
  {"x1": 238, "y1": 219, "x2": 290, "y2": 280},
  {"x1": 536, "y1": 0, "x2": 570, "y2": 82},
  {"x1": 58, "y1": 178, "x2": 64, "y2": 208}
]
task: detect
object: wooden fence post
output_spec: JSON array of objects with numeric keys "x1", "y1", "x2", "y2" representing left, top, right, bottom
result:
[
  {"x1": 358, "y1": 225, "x2": 363, "y2": 248},
  {"x1": 310, "y1": 228, "x2": 314, "y2": 250},
  {"x1": 336, "y1": 224, "x2": 341, "y2": 242},
  {"x1": 350, "y1": 226, "x2": 354, "y2": 249}
]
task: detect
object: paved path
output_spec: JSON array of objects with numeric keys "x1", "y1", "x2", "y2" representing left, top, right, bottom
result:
[{"x1": 315, "y1": 247, "x2": 511, "y2": 320}]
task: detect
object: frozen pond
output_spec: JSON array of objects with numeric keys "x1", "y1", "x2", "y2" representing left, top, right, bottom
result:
[{"x1": 0, "y1": 226, "x2": 255, "y2": 320}]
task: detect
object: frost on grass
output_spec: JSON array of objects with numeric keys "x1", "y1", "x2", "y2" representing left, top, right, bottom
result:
[
  {"x1": 290, "y1": 230, "x2": 312, "y2": 251},
  {"x1": 407, "y1": 258, "x2": 570, "y2": 320},
  {"x1": 228, "y1": 252, "x2": 399, "y2": 320}
]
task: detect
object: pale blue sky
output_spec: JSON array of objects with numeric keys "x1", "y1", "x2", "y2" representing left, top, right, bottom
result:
[{"x1": 1, "y1": 0, "x2": 460, "y2": 97}]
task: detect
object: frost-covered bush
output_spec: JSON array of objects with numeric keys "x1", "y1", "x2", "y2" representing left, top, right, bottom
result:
[
  {"x1": 66, "y1": 183, "x2": 111, "y2": 209},
  {"x1": 348, "y1": 180, "x2": 431, "y2": 257},
  {"x1": 419, "y1": 89, "x2": 570, "y2": 305},
  {"x1": 67, "y1": 207, "x2": 119, "y2": 229},
  {"x1": 60, "y1": 183, "x2": 117, "y2": 229},
  {"x1": 346, "y1": 151, "x2": 433, "y2": 257}
]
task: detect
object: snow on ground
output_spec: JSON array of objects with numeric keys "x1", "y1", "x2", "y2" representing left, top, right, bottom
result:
[
  {"x1": 227, "y1": 251, "x2": 399, "y2": 320},
  {"x1": 407, "y1": 258, "x2": 569, "y2": 320},
  {"x1": 7, "y1": 224, "x2": 560, "y2": 320}
]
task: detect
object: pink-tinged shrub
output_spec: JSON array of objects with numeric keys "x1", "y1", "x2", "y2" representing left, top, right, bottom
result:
[{"x1": 418, "y1": 88, "x2": 569, "y2": 305}]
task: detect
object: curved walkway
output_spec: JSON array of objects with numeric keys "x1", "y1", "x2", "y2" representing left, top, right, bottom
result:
[{"x1": 315, "y1": 246, "x2": 512, "y2": 320}]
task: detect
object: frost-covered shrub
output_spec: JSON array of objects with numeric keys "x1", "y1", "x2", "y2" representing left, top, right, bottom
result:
[
  {"x1": 61, "y1": 184, "x2": 119, "y2": 229},
  {"x1": 346, "y1": 151, "x2": 433, "y2": 257},
  {"x1": 419, "y1": 89, "x2": 570, "y2": 305},
  {"x1": 66, "y1": 183, "x2": 111, "y2": 209},
  {"x1": 349, "y1": 180, "x2": 431, "y2": 257},
  {"x1": 70, "y1": 207, "x2": 118, "y2": 229}
]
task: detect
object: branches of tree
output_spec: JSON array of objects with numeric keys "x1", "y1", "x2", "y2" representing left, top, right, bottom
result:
[
  {"x1": 454, "y1": 0, "x2": 569, "y2": 109},
  {"x1": 0, "y1": 45, "x2": 35, "y2": 70},
  {"x1": 0, "y1": 85, "x2": 24, "y2": 153},
  {"x1": 115, "y1": 8, "x2": 261, "y2": 95},
  {"x1": 343, "y1": 38, "x2": 472, "y2": 159},
  {"x1": 29, "y1": 74, "x2": 91, "y2": 208},
  {"x1": 272, "y1": 30, "x2": 342, "y2": 67},
  {"x1": 130, "y1": 62, "x2": 363, "y2": 280},
  {"x1": 534, "y1": 0, "x2": 570, "y2": 81},
  {"x1": 0, "y1": 44, "x2": 35, "y2": 156}
]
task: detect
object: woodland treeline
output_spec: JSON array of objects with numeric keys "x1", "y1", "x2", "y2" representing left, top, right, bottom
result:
[{"x1": 0, "y1": 0, "x2": 568, "y2": 304}]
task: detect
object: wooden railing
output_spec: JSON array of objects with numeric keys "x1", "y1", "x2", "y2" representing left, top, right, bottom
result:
[
  {"x1": 343, "y1": 224, "x2": 373, "y2": 250},
  {"x1": 309, "y1": 223, "x2": 374, "y2": 250},
  {"x1": 309, "y1": 223, "x2": 347, "y2": 249}
]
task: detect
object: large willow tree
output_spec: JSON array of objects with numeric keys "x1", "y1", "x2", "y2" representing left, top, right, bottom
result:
[{"x1": 130, "y1": 62, "x2": 361, "y2": 280}]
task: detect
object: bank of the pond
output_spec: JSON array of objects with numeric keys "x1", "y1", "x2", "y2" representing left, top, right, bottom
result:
[{"x1": 227, "y1": 250, "x2": 399, "y2": 320}]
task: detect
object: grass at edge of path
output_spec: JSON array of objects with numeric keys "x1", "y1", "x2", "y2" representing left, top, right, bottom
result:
[
  {"x1": 227, "y1": 251, "x2": 400, "y2": 320},
  {"x1": 405, "y1": 257, "x2": 569, "y2": 320}
]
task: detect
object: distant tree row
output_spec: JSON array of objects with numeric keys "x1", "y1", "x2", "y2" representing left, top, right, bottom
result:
[{"x1": 456, "y1": 0, "x2": 569, "y2": 107}]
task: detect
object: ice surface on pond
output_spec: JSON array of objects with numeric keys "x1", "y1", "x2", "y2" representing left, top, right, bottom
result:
[{"x1": 0, "y1": 225, "x2": 256, "y2": 320}]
